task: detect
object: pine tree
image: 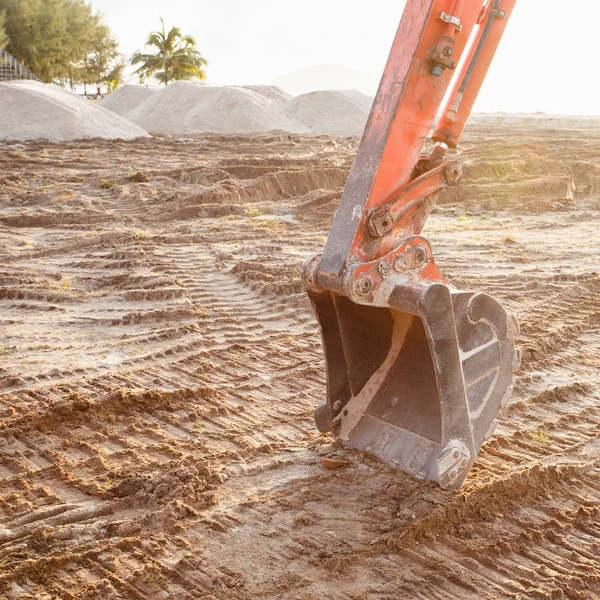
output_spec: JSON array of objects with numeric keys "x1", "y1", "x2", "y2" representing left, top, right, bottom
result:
[
  {"x1": 1, "y1": 0, "x2": 69, "y2": 81},
  {"x1": 86, "y1": 24, "x2": 120, "y2": 88},
  {"x1": 103, "y1": 59, "x2": 125, "y2": 91},
  {"x1": 0, "y1": 9, "x2": 8, "y2": 48},
  {"x1": 0, "y1": 0, "x2": 121, "y2": 85}
]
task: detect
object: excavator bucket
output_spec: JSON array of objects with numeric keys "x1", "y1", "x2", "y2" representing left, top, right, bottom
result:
[
  {"x1": 307, "y1": 283, "x2": 519, "y2": 489},
  {"x1": 302, "y1": 0, "x2": 519, "y2": 488}
]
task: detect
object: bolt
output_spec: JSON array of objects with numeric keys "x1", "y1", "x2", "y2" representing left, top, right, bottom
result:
[
  {"x1": 448, "y1": 468, "x2": 459, "y2": 481},
  {"x1": 443, "y1": 46, "x2": 454, "y2": 57},
  {"x1": 356, "y1": 276, "x2": 373, "y2": 295},
  {"x1": 333, "y1": 400, "x2": 342, "y2": 411},
  {"x1": 301, "y1": 254, "x2": 323, "y2": 293},
  {"x1": 444, "y1": 164, "x2": 463, "y2": 185},
  {"x1": 461, "y1": 458, "x2": 469, "y2": 468},
  {"x1": 378, "y1": 262, "x2": 390, "y2": 278},
  {"x1": 394, "y1": 254, "x2": 409, "y2": 272},
  {"x1": 432, "y1": 66, "x2": 443, "y2": 77},
  {"x1": 453, "y1": 450, "x2": 461, "y2": 460},
  {"x1": 412, "y1": 246, "x2": 428, "y2": 268}
]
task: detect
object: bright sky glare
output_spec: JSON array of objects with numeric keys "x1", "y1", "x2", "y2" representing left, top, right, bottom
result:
[{"x1": 90, "y1": 0, "x2": 598, "y2": 114}]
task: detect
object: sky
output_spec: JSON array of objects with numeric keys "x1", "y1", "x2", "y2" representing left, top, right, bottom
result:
[{"x1": 89, "y1": 0, "x2": 599, "y2": 115}]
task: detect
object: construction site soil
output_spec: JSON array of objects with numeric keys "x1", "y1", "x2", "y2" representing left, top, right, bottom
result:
[{"x1": 1, "y1": 125, "x2": 600, "y2": 599}]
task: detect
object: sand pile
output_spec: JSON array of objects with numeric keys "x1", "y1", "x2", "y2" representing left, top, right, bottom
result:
[
  {"x1": 285, "y1": 89, "x2": 373, "y2": 137},
  {"x1": 96, "y1": 81, "x2": 375, "y2": 137},
  {"x1": 0, "y1": 80, "x2": 150, "y2": 142},
  {"x1": 127, "y1": 81, "x2": 311, "y2": 136},
  {"x1": 97, "y1": 84, "x2": 157, "y2": 118},
  {"x1": 242, "y1": 85, "x2": 293, "y2": 104}
]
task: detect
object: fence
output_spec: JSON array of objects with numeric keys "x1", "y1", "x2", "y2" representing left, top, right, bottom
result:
[{"x1": 0, "y1": 48, "x2": 40, "y2": 82}]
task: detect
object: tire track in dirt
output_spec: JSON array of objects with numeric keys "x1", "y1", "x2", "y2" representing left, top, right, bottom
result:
[{"x1": 1, "y1": 130, "x2": 600, "y2": 598}]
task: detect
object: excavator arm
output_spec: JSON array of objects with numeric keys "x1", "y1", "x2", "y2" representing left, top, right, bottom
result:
[{"x1": 302, "y1": 0, "x2": 520, "y2": 490}]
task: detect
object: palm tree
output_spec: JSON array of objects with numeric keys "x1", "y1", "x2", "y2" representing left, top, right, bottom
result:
[{"x1": 131, "y1": 18, "x2": 207, "y2": 85}]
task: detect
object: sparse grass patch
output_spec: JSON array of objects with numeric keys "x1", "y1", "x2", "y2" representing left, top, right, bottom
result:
[
  {"x1": 245, "y1": 205, "x2": 264, "y2": 217},
  {"x1": 58, "y1": 277, "x2": 72, "y2": 290},
  {"x1": 529, "y1": 428, "x2": 551, "y2": 443},
  {"x1": 258, "y1": 218, "x2": 287, "y2": 232},
  {"x1": 127, "y1": 171, "x2": 150, "y2": 183},
  {"x1": 41, "y1": 276, "x2": 73, "y2": 291},
  {"x1": 503, "y1": 233, "x2": 517, "y2": 244},
  {"x1": 427, "y1": 214, "x2": 480, "y2": 233},
  {"x1": 129, "y1": 227, "x2": 148, "y2": 240},
  {"x1": 99, "y1": 180, "x2": 114, "y2": 190}
]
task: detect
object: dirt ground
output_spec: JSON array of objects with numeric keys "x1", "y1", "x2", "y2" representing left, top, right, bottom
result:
[{"x1": 1, "y1": 126, "x2": 600, "y2": 600}]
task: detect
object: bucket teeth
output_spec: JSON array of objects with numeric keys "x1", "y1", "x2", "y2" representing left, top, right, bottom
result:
[{"x1": 436, "y1": 440, "x2": 471, "y2": 490}]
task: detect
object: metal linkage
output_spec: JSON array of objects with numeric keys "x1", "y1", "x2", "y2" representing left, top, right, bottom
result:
[{"x1": 302, "y1": 0, "x2": 520, "y2": 490}]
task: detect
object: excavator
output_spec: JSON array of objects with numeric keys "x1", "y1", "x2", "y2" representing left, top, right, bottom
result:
[{"x1": 302, "y1": 0, "x2": 520, "y2": 490}]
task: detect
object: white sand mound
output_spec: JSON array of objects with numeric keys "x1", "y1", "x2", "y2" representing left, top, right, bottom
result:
[
  {"x1": 97, "y1": 84, "x2": 157, "y2": 118},
  {"x1": 128, "y1": 81, "x2": 310, "y2": 136},
  {"x1": 0, "y1": 80, "x2": 150, "y2": 142},
  {"x1": 285, "y1": 89, "x2": 374, "y2": 137},
  {"x1": 242, "y1": 85, "x2": 293, "y2": 105}
]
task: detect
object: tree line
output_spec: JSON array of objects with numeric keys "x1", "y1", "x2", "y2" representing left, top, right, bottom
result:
[
  {"x1": 0, "y1": 0, "x2": 207, "y2": 91},
  {"x1": 0, "y1": 0, "x2": 122, "y2": 90}
]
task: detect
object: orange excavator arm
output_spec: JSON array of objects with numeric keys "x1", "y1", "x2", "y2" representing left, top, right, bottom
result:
[{"x1": 303, "y1": 0, "x2": 519, "y2": 489}]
